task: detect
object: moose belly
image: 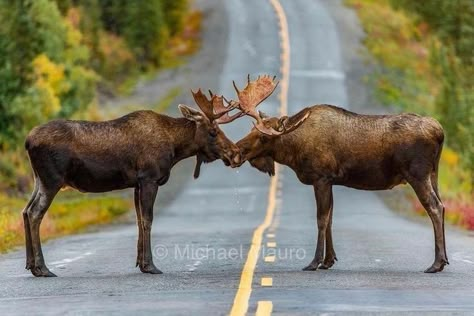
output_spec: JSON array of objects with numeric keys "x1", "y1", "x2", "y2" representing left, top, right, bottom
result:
[
  {"x1": 335, "y1": 162, "x2": 406, "y2": 190},
  {"x1": 65, "y1": 157, "x2": 135, "y2": 193}
]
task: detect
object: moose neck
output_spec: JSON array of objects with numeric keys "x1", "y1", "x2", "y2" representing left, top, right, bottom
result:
[
  {"x1": 169, "y1": 118, "x2": 200, "y2": 163},
  {"x1": 271, "y1": 134, "x2": 302, "y2": 170}
]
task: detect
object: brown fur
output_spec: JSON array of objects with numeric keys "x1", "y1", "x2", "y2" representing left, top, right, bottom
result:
[
  {"x1": 237, "y1": 104, "x2": 448, "y2": 273},
  {"x1": 22, "y1": 109, "x2": 239, "y2": 277}
]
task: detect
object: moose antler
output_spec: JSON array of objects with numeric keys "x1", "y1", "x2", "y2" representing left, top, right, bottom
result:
[
  {"x1": 230, "y1": 74, "x2": 283, "y2": 135},
  {"x1": 211, "y1": 92, "x2": 245, "y2": 124},
  {"x1": 191, "y1": 89, "x2": 237, "y2": 123}
]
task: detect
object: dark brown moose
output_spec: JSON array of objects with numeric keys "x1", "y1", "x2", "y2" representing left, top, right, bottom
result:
[
  {"x1": 231, "y1": 75, "x2": 447, "y2": 273},
  {"x1": 22, "y1": 90, "x2": 241, "y2": 277}
]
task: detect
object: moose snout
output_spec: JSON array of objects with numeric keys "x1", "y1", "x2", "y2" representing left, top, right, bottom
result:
[
  {"x1": 220, "y1": 144, "x2": 241, "y2": 168},
  {"x1": 225, "y1": 148, "x2": 241, "y2": 168},
  {"x1": 232, "y1": 152, "x2": 241, "y2": 167}
]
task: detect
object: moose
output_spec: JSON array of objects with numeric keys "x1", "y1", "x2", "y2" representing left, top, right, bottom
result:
[
  {"x1": 229, "y1": 75, "x2": 447, "y2": 273},
  {"x1": 22, "y1": 90, "x2": 241, "y2": 277}
]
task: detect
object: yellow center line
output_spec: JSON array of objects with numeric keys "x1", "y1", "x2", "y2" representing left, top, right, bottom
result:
[
  {"x1": 270, "y1": 0, "x2": 291, "y2": 117},
  {"x1": 261, "y1": 277, "x2": 273, "y2": 287},
  {"x1": 256, "y1": 301, "x2": 273, "y2": 316},
  {"x1": 229, "y1": 166, "x2": 279, "y2": 316},
  {"x1": 229, "y1": 0, "x2": 290, "y2": 315},
  {"x1": 267, "y1": 242, "x2": 277, "y2": 248}
]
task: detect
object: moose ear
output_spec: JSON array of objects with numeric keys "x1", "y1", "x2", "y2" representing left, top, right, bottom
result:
[
  {"x1": 179, "y1": 104, "x2": 206, "y2": 122},
  {"x1": 277, "y1": 116, "x2": 289, "y2": 131}
]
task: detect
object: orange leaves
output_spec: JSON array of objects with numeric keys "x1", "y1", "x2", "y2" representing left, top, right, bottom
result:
[{"x1": 98, "y1": 31, "x2": 135, "y2": 80}]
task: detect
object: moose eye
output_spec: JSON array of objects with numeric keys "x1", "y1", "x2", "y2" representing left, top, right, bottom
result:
[
  {"x1": 259, "y1": 134, "x2": 269, "y2": 143},
  {"x1": 209, "y1": 129, "x2": 218, "y2": 138}
]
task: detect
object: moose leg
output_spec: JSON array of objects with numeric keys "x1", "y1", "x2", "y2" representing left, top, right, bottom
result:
[
  {"x1": 431, "y1": 170, "x2": 448, "y2": 263},
  {"x1": 138, "y1": 181, "x2": 162, "y2": 274},
  {"x1": 320, "y1": 191, "x2": 337, "y2": 269},
  {"x1": 134, "y1": 187, "x2": 143, "y2": 267},
  {"x1": 408, "y1": 176, "x2": 448, "y2": 273},
  {"x1": 28, "y1": 183, "x2": 59, "y2": 277},
  {"x1": 23, "y1": 177, "x2": 39, "y2": 270},
  {"x1": 303, "y1": 183, "x2": 332, "y2": 271}
]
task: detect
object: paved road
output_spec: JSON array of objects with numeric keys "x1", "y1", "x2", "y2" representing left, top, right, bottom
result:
[{"x1": 1, "y1": 0, "x2": 474, "y2": 315}]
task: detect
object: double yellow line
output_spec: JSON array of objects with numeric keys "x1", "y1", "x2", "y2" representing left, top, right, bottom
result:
[{"x1": 229, "y1": 0, "x2": 290, "y2": 315}]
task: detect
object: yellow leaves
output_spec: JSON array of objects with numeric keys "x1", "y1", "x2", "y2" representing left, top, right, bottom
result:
[
  {"x1": 442, "y1": 147, "x2": 460, "y2": 167},
  {"x1": 65, "y1": 20, "x2": 83, "y2": 52},
  {"x1": 33, "y1": 80, "x2": 61, "y2": 117},
  {"x1": 31, "y1": 54, "x2": 68, "y2": 117},
  {"x1": 32, "y1": 54, "x2": 65, "y2": 93},
  {"x1": 64, "y1": 17, "x2": 90, "y2": 64}
]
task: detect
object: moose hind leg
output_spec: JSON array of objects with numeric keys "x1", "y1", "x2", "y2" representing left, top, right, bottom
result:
[
  {"x1": 28, "y1": 184, "x2": 59, "y2": 277},
  {"x1": 23, "y1": 178, "x2": 39, "y2": 270},
  {"x1": 408, "y1": 176, "x2": 448, "y2": 273},
  {"x1": 134, "y1": 187, "x2": 144, "y2": 268}
]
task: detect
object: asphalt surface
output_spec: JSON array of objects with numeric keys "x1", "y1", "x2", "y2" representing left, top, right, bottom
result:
[{"x1": 1, "y1": 0, "x2": 474, "y2": 315}]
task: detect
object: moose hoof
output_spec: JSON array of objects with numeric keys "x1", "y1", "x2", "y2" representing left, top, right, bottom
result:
[
  {"x1": 424, "y1": 258, "x2": 449, "y2": 273},
  {"x1": 140, "y1": 264, "x2": 163, "y2": 274},
  {"x1": 424, "y1": 264, "x2": 445, "y2": 273},
  {"x1": 302, "y1": 262, "x2": 320, "y2": 271},
  {"x1": 31, "y1": 266, "x2": 57, "y2": 277},
  {"x1": 319, "y1": 257, "x2": 337, "y2": 270}
]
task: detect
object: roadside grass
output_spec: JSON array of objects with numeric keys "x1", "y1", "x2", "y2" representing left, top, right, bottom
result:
[
  {"x1": 346, "y1": 0, "x2": 474, "y2": 229},
  {"x1": 0, "y1": 192, "x2": 130, "y2": 253}
]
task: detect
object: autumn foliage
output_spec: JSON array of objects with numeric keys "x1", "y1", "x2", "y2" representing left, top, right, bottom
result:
[{"x1": 347, "y1": 0, "x2": 473, "y2": 229}]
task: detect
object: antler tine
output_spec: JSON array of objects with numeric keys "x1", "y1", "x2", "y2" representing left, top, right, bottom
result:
[
  {"x1": 191, "y1": 88, "x2": 214, "y2": 119},
  {"x1": 226, "y1": 74, "x2": 285, "y2": 134},
  {"x1": 233, "y1": 80, "x2": 240, "y2": 94},
  {"x1": 190, "y1": 86, "x2": 246, "y2": 124},
  {"x1": 215, "y1": 74, "x2": 280, "y2": 126},
  {"x1": 211, "y1": 95, "x2": 231, "y2": 115},
  {"x1": 215, "y1": 111, "x2": 245, "y2": 124},
  {"x1": 233, "y1": 74, "x2": 279, "y2": 117}
]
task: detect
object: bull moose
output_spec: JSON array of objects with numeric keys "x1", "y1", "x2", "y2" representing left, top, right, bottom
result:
[
  {"x1": 229, "y1": 75, "x2": 447, "y2": 273},
  {"x1": 22, "y1": 90, "x2": 241, "y2": 277}
]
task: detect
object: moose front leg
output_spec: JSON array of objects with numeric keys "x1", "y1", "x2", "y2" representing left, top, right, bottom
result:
[
  {"x1": 138, "y1": 181, "x2": 162, "y2": 274},
  {"x1": 303, "y1": 182, "x2": 332, "y2": 271},
  {"x1": 319, "y1": 191, "x2": 337, "y2": 269}
]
